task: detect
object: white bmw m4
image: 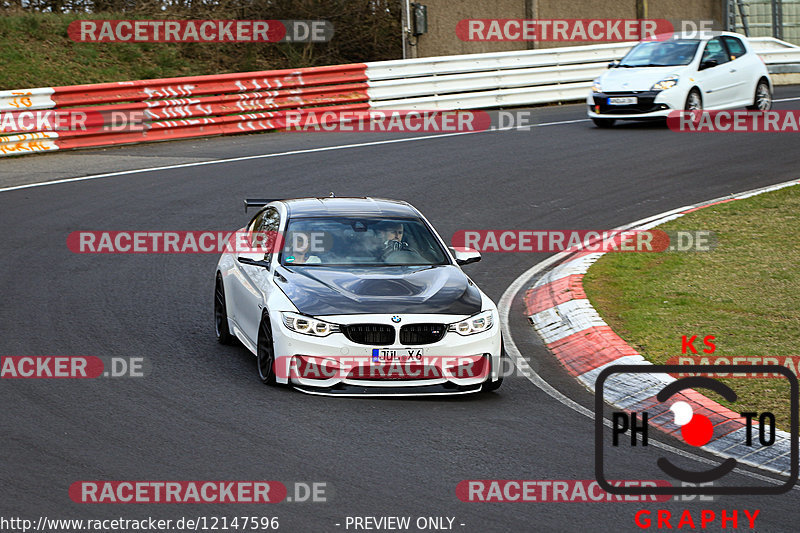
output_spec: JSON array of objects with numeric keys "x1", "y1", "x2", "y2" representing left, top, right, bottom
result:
[{"x1": 214, "y1": 197, "x2": 504, "y2": 396}]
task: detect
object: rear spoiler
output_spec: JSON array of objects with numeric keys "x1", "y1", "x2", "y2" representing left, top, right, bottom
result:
[{"x1": 243, "y1": 198, "x2": 281, "y2": 213}]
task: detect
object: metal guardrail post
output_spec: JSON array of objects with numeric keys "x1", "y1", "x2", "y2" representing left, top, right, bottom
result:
[
  {"x1": 737, "y1": 0, "x2": 751, "y2": 36},
  {"x1": 724, "y1": 0, "x2": 732, "y2": 31},
  {"x1": 772, "y1": 0, "x2": 784, "y2": 40}
]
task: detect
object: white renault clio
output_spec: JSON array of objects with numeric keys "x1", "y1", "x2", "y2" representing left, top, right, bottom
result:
[{"x1": 588, "y1": 31, "x2": 772, "y2": 127}]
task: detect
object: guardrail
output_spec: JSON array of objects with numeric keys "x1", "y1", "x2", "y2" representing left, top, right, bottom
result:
[
  {"x1": 366, "y1": 37, "x2": 800, "y2": 110},
  {"x1": 2, "y1": 37, "x2": 799, "y2": 157},
  {"x1": 366, "y1": 42, "x2": 634, "y2": 110},
  {"x1": 0, "y1": 64, "x2": 368, "y2": 156}
]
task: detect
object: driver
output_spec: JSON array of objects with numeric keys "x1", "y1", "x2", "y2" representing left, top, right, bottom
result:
[{"x1": 374, "y1": 221, "x2": 410, "y2": 260}]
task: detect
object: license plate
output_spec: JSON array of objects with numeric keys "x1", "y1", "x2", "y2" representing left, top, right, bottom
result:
[
  {"x1": 608, "y1": 97, "x2": 637, "y2": 105},
  {"x1": 372, "y1": 348, "x2": 424, "y2": 363}
]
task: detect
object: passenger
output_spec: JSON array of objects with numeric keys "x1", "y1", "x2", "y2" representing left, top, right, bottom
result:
[{"x1": 285, "y1": 232, "x2": 321, "y2": 264}]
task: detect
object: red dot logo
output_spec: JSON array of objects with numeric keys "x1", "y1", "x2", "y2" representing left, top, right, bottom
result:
[
  {"x1": 681, "y1": 414, "x2": 714, "y2": 446},
  {"x1": 670, "y1": 401, "x2": 713, "y2": 447}
]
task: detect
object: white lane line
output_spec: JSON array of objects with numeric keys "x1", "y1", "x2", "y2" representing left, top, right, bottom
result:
[
  {"x1": 774, "y1": 96, "x2": 800, "y2": 102},
  {"x1": 0, "y1": 118, "x2": 589, "y2": 195},
  {"x1": 499, "y1": 179, "x2": 800, "y2": 490},
  {"x1": 524, "y1": 118, "x2": 591, "y2": 127}
]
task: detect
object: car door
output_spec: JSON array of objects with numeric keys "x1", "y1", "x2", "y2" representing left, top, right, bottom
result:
[
  {"x1": 695, "y1": 38, "x2": 734, "y2": 108},
  {"x1": 721, "y1": 35, "x2": 757, "y2": 106},
  {"x1": 230, "y1": 206, "x2": 281, "y2": 346}
]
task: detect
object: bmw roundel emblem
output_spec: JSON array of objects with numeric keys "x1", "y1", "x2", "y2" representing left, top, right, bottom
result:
[{"x1": 391, "y1": 316, "x2": 401, "y2": 323}]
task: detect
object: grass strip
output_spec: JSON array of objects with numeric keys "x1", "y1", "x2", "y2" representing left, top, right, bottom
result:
[{"x1": 584, "y1": 184, "x2": 800, "y2": 430}]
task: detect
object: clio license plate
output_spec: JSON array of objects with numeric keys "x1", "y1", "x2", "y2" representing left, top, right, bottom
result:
[{"x1": 608, "y1": 97, "x2": 637, "y2": 105}]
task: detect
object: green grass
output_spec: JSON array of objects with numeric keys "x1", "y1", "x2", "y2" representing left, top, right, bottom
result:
[
  {"x1": 0, "y1": 14, "x2": 220, "y2": 88},
  {"x1": 0, "y1": 12, "x2": 394, "y2": 90},
  {"x1": 583, "y1": 184, "x2": 800, "y2": 430}
]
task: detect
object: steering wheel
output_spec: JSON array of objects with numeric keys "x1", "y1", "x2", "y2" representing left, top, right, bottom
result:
[{"x1": 382, "y1": 248, "x2": 425, "y2": 264}]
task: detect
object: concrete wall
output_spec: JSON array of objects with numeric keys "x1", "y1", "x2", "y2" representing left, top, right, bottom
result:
[
  {"x1": 533, "y1": 0, "x2": 637, "y2": 49},
  {"x1": 411, "y1": 0, "x2": 527, "y2": 57},
  {"x1": 414, "y1": 0, "x2": 724, "y2": 57}
]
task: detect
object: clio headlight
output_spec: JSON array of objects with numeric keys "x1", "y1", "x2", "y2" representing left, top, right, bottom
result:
[
  {"x1": 282, "y1": 312, "x2": 340, "y2": 337},
  {"x1": 652, "y1": 76, "x2": 679, "y2": 91},
  {"x1": 592, "y1": 78, "x2": 603, "y2": 93},
  {"x1": 448, "y1": 310, "x2": 494, "y2": 336}
]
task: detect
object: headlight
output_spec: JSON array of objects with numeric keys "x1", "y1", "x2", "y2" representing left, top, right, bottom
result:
[
  {"x1": 282, "y1": 312, "x2": 340, "y2": 337},
  {"x1": 448, "y1": 310, "x2": 494, "y2": 336},
  {"x1": 591, "y1": 78, "x2": 602, "y2": 93},
  {"x1": 652, "y1": 76, "x2": 679, "y2": 91}
]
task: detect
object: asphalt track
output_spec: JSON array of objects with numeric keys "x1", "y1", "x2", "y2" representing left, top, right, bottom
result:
[{"x1": 2, "y1": 87, "x2": 800, "y2": 533}]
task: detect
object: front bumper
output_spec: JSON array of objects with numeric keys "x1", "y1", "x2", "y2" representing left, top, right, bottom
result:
[
  {"x1": 294, "y1": 382, "x2": 485, "y2": 397},
  {"x1": 587, "y1": 90, "x2": 674, "y2": 119},
  {"x1": 270, "y1": 312, "x2": 502, "y2": 394}
]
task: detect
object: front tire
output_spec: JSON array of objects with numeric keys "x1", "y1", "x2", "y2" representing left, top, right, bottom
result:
[
  {"x1": 257, "y1": 313, "x2": 278, "y2": 385},
  {"x1": 214, "y1": 273, "x2": 235, "y2": 345},
  {"x1": 592, "y1": 118, "x2": 616, "y2": 128},
  {"x1": 483, "y1": 374, "x2": 503, "y2": 392},
  {"x1": 685, "y1": 88, "x2": 702, "y2": 111},
  {"x1": 747, "y1": 80, "x2": 772, "y2": 111}
]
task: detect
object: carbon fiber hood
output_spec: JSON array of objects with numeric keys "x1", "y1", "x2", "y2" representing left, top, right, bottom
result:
[{"x1": 277, "y1": 265, "x2": 482, "y2": 316}]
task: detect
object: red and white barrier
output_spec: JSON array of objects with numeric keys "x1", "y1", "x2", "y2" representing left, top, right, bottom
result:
[{"x1": 0, "y1": 64, "x2": 368, "y2": 156}]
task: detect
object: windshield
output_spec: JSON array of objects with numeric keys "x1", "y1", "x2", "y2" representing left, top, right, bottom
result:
[
  {"x1": 618, "y1": 39, "x2": 700, "y2": 67},
  {"x1": 280, "y1": 216, "x2": 450, "y2": 267}
]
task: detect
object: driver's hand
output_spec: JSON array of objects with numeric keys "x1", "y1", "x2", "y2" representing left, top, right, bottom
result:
[
  {"x1": 383, "y1": 239, "x2": 408, "y2": 252},
  {"x1": 380, "y1": 239, "x2": 411, "y2": 261}
]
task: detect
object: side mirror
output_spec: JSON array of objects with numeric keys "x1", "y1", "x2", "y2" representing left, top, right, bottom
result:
[
  {"x1": 450, "y1": 247, "x2": 481, "y2": 266},
  {"x1": 238, "y1": 252, "x2": 271, "y2": 269},
  {"x1": 608, "y1": 60, "x2": 620, "y2": 69},
  {"x1": 699, "y1": 59, "x2": 718, "y2": 70}
]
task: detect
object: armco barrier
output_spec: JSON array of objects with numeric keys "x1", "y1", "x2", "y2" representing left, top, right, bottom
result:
[
  {"x1": 365, "y1": 37, "x2": 800, "y2": 110},
  {"x1": 0, "y1": 64, "x2": 368, "y2": 110},
  {"x1": 0, "y1": 64, "x2": 368, "y2": 156},
  {"x1": 2, "y1": 37, "x2": 800, "y2": 157},
  {"x1": 365, "y1": 42, "x2": 634, "y2": 110}
]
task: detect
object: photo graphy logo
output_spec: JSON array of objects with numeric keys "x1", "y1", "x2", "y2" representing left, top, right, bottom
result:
[{"x1": 594, "y1": 365, "x2": 798, "y2": 496}]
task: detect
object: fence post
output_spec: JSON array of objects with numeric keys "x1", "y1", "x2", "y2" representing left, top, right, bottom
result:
[
  {"x1": 737, "y1": 0, "x2": 751, "y2": 36},
  {"x1": 772, "y1": 0, "x2": 784, "y2": 40}
]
